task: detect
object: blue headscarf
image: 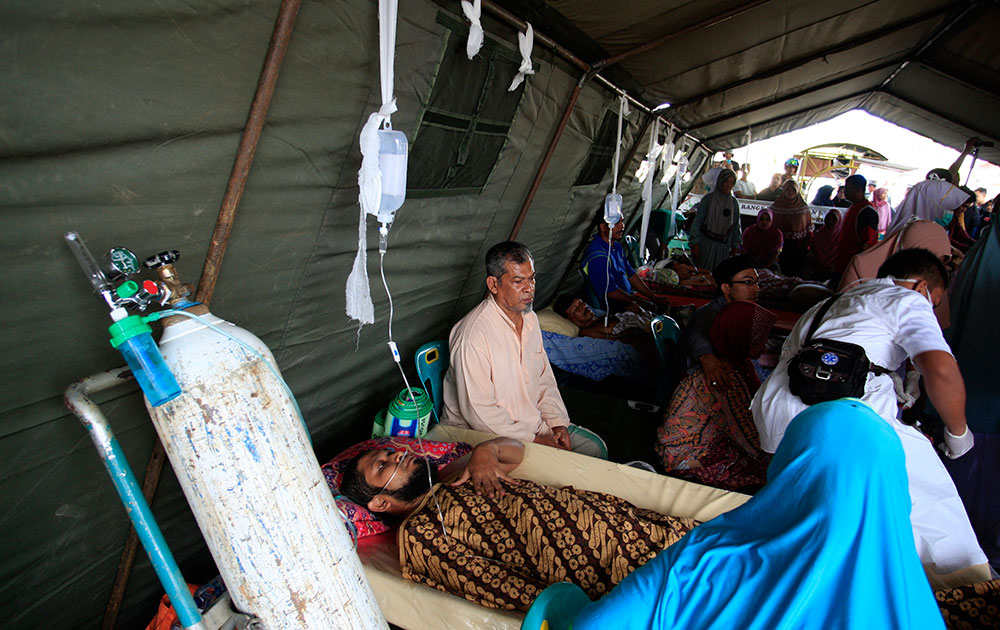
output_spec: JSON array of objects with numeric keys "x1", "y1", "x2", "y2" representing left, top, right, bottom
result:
[{"x1": 572, "y1": 400, "x2": 944, "y2": 630}]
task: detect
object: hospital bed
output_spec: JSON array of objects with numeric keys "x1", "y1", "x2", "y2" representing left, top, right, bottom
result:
[
  {"x1": 357, "y1": 425, "x2": 993, "y2": 630},
  {"x1": 356, "y1": 424, "x2": 751, "y2": 630}
]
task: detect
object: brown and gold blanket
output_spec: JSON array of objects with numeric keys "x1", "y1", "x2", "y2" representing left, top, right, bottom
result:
[
  {"x1": 398, "y1": 479, "x2": 696, "y2": 611},
  {"x1": 936, "y1": 578, "x2": 1000, "y2": 629}
]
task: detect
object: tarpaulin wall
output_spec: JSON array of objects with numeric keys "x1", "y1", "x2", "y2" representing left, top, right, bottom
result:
[{"x1": 0, "y1": 1, "x2": 656, "y2": 627}]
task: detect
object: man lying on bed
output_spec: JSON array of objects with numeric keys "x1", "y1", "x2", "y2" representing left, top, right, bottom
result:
[{"x1": 341, "y1": 438, "x2": 696, "y2": 611}]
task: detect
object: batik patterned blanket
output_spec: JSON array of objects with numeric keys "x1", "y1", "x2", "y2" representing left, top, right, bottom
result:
[{"x1": 399, "y1": 479, "x2": 696, "y2": 611}]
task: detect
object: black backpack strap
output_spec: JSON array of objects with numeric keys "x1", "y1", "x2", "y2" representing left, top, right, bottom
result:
[{"x1": 803, "y1": 294, "x2": 841, "y2": 345}]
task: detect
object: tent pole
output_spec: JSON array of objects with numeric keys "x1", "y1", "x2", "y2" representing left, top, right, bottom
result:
[
  {"x1": 507, "y1": 72, "x2": 586, "y2": 241},
  {"x1": 100, "y1": 3, "x2": 303, "y2": 627},
  {"x1": 196, "y1": 0, "x2": 303, "y2": 305}
]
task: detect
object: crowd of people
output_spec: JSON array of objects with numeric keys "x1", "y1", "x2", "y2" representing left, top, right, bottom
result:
[
  {"x1": 330, "y1": 139, "x2": 998, "y2": 628},
  {"x1": 688, "y1": 138, "x2": 995, "y2": 288}
]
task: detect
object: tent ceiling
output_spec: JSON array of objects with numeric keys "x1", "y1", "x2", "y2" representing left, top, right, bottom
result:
[{"x1": 491, "y1": 0, "x2": 1000, "y2": 164}]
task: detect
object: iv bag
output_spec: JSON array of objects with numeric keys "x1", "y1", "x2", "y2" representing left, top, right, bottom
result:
[
  {"x1": 604, "y1": 193, "x2": 623, "y2": 225},
  {"x1": 377, "y1": 129, "x2": 408, "y2": 225}
]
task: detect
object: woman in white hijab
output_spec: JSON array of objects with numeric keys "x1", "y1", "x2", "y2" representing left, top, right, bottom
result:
[
  {"x1": 885, "y1": 179, "x2": 973, "y2": 234},
  {"x1": 689, "y1": 168, "x2": 741, "y2": 270}
]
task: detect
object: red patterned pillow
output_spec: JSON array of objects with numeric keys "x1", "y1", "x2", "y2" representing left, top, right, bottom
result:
[{"x1": 321, "y1": 437, "x2": 471, "y2": 538}]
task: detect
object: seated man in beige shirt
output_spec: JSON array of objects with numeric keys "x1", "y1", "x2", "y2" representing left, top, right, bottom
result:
[{"x1": 441, "y1": 241, "x2": 608, "y2": 458}]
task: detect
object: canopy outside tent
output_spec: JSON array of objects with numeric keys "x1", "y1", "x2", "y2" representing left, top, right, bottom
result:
[{"x1": 1, "y1": 0, "x2": 997, "y2": 628}]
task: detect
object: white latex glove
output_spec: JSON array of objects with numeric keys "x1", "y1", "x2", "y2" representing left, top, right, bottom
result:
[
  {"x1": 903, "y1": 370, "x2": 921, "y2": 408},
  {"x1": 939, "y1": 426, "x2": 975, "y2": 459},
  {"x1": 890, "y1": 372, "x2": 917, "y2": 409}
]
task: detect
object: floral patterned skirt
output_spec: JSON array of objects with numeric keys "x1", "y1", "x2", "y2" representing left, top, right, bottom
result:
[{"x1": 656, "y1": 362, "x2": 769, "y2": 494}]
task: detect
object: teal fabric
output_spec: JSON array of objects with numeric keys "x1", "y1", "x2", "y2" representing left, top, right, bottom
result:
[
  {"x1": 947, "y1": 223, "x2": 1000, "y2": 433},
  {"x1": 566, "y1": 424, "x2": 608, "y2": 460},
  {"x1": 572, "y1": 399, "x2": 944, "y2": 630},
  {"x1": 415, "y1": 340, "x2": 449, "y2": 421}
]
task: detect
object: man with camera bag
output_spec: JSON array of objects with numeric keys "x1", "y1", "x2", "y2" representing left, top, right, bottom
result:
[{"x1": 751, "y1": 248, "x2": 988, "y2": 578}]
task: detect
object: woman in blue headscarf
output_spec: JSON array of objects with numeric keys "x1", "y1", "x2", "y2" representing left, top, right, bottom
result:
[{"x1": 571, "y1": 400, "x2": 944, "y2": 630}]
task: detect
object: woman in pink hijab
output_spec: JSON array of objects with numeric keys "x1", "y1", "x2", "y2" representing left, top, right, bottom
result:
[
  {"x1": 838, "y1": 220, "x2": 953, "y2": 327},
  {"x1": 872, "y1": 187, "x2": 892, "y2": 236},
  {"x1": 808, "y1": 208, "x2": 842, "y2": 279}
]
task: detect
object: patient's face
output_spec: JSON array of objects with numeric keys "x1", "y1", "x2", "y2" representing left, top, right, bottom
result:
[
  {"x1": 357, "y1": 448, "x2": 431, "y2": 502},
  {"x1": 566, "y1": 298, "x2": 596, "y2": 327}
]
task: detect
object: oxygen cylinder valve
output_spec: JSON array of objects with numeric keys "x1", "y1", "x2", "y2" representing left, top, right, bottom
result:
[{"x1": 145, "y1": 250, "x2": 191, "y2": 305}]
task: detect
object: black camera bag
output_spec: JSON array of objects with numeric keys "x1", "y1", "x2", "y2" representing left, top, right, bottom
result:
[{"x1": 788, "y1": 294, "x2": 888, "y2": 405}]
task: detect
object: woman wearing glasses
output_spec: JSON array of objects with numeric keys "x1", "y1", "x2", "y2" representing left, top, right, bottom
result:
[{"x1": 657, "y1": 299, "x2": 777, "y2": 494}]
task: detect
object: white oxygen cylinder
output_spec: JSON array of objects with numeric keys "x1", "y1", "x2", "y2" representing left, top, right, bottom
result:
[{"x1": 147, "y1": 306, "x2": 386, "y2": 630}]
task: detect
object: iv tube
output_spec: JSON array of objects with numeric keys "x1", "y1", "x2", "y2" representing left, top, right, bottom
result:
[
  {"x1": 602, "y1": 94, "x2": 627, "y2": 326},
  {"x1": 379, "y1": 252, "x2": 418, "y2": 408}
]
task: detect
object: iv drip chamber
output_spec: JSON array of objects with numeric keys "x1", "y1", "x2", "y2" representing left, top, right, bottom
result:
[{"x1": 377, "y1": 128, "x2": 408, "y2": 225}]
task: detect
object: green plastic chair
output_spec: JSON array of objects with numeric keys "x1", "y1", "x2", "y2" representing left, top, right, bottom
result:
[
  {"x1": 521, "y1": 581, "x2": 590, "y2": 630},
  {"x1": 650, "y1": 315, "x2": 682, "y2": 406},
  {"x1": 577, "y1": 268, "x2": 608, "y2": 317},
  {"x1": 414, "y1": 340, "x2": 449, "y2": 421},
  {"x1": 623, "y1": 234, "x2": 643, "y2": 268}
]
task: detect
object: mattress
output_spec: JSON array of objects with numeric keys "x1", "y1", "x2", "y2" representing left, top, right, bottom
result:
[{"x1": 358, "y1": 424, "x2": 752, "y2": 630}]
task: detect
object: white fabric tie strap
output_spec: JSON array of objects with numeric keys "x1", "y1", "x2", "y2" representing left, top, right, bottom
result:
[
  {"x1": 508, "y1": 23, "x2": 534, "y2": 91},
  {"x1": 462, "y1": 0, "x2": 483, "y2": 59},
  {"x1": 660, "y1": 138, "x2": 674, "y2": 184},
  {"x1": 611, "y1": 94, "x2": 626, "y2": 194},
  {"x1": 638, "y1": 118, "x2": 660, "y2": 259},
  {"x1": 347, "y1": 0, "x2": 400, "y2": 327}
]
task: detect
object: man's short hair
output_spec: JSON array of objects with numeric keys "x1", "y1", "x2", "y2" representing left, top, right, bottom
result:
[
  {"x1": 877, "y1": 248, "x2": 949, "y2": 290},
  {"x1": 976, "y1": 187, "x2": 988, "y2": 195},
  {"x1": 712, "y1": 255, "x2": 755, "y2": 286},
  {"x1": 926, "y1": 167, "x2": 955, "y2": 183},
  {"x1": 486, "y1": 241, "x2": 533, "y2": 280},
  {"x1": 845, "y1": 174, "x2": 866, "y2": 190},
  {"x1": 553, "y1": 293, "x2": 575, "y2": 318},
  {"x1": 341, "y1": 452, "x2": 381, "y2": 505}
]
